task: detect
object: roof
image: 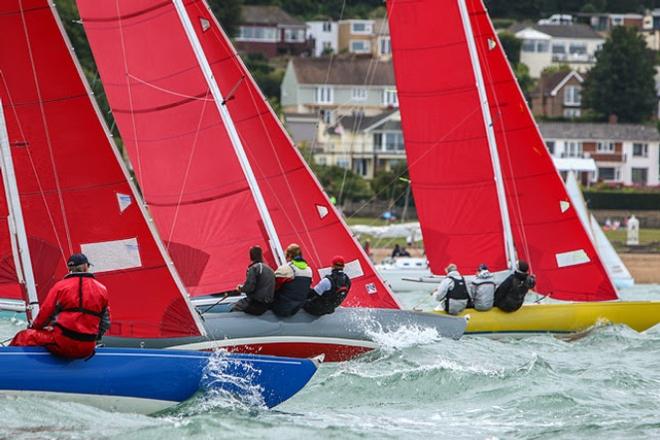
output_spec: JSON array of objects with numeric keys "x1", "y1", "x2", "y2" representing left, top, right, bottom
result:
[
  {"x1": 538, "y1": 122, "x2": 660, "y2": 142},
  {"x1": 241, "y1": 5, "x2": 305, "y2": 27},
  {"x1": 511, "y1": 22, "x2": 603, "y2": 39},
  {"x1": 291, "y1": 57, "x2": 395, "y2": 86},
  {"x1": 531, "y1": 70, "x2": 583, "y2": 97},
  {"x1": 325, "y1": 110, "x2": 399, "y2": 135}
]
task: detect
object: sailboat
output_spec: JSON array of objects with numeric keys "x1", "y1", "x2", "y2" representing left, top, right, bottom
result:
[
  {"x1": 564, "y1": 171, "x2": 634, "y2": 289},
  {"x1": 387, "y1": 0, "x2": 660, "y2": 334},
  {"x1": 0, "y1": 0, "x2": 317, "y2": 411},
  {"x1": 73, "y1": 0, "x2": 466, "y2": 358}
]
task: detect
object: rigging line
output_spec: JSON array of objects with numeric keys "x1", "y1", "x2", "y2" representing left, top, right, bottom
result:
[
  {"x1": 346, "y1": 107, "x2": 481, "y2": 220},
  {"x1": 471, "y1": 14, "x2": 531, "y2": 268},
  {"x1": 126, "y1": 72, "x2": 215, "y2": 102},
  {"x1": 306, "y1": 0, "x2": 347, "y2": 165},
  {"x1": 0, "y1": 73, "x2": 67, "y2": 265},
  {"x1": 18, "y1": 0, "x2": 73, "y2": 255},
  {"x1": 165, "y1": 89, "x2": 211, "y2": 249},
  {"x1": 190, "y1": 1, "x2": 325, "y2": 266},
  {"x1": 115, "y1": 0, "x2": 145, "y2": 200}
]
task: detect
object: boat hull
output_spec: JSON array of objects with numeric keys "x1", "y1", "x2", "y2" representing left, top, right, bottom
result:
[
  {"x1": 0, "y1": 347, "x2": 317, "y2": 412},
  {"x1": 432, "y1": 301, "x2": 660, "y2": 335},
  {"x1": 103, "y1": 308, "x2": 467, "y2": 361}
]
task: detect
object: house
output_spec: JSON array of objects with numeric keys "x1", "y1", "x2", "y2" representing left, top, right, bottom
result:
[
  {"x1": 538, "y1": 121, "x2": 660, "y2": 186},
  {"x1": 336, "y1": 19, "x2": 391, "y2": 59},
  {"x1": 530, "y1": 69, "x2": 583, "y2": 119},
  {"x1": 281, "y1": 57, "x2": 397, "y2": 125},
  {"x1": 307, "y1": 20, "x2": 338, "y2": 57},
  {"x1": 234, "y1": 6, "x2": 312, "y2": 57},
  {"x1": 577, "y1": 12, "x2": 644, "y2": 32},
  {"x1": 313, "y1": 110, "x2": 405, "y2": 179},
  {"x1": 511, "y1": 22, "x2": 605, "y2": 77}
]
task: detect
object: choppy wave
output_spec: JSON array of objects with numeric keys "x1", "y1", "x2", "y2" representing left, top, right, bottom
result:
[{"x1": 0, "y1": 287, "x2": 659, "y2": 439}]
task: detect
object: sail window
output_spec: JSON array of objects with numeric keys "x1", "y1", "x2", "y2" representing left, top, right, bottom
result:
[
  {"x1": 555, "y1": 249, "x2": 590, "y2": 268},
  {"x1": 81, "y1": 238, "x2": 142, "y2": 273},
  {"x1": 318, "y1": 259, "x2": 364, "y2": 279},
  {"x1": 116, "y1": 193, "x2": 132, "y2": 213},
  {"x1": 200, "y1": 17, "x2": 210, "y2": 32}
]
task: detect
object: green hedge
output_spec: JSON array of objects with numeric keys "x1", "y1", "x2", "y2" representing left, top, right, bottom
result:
[{"x1": 584, "y1": 191, "x2": 660, "y2": 210}]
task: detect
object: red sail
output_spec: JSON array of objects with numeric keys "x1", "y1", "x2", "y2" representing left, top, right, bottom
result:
[
  {"x1": 0, "y1": 0, "x2": 204, "y2": 336},
  {"x1": 388, "y1": 0, "x2": 616, "y2": 301},
  {"x1": 78, "y1": 0, "x2": 398, "y2": 308}
]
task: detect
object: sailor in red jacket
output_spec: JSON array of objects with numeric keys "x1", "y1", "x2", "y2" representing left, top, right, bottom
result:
[{"x1": 10, "y1": 253, "x2": 111, "y2": 359}]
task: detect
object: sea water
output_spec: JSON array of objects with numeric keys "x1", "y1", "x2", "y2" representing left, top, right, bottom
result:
[{"x1": 1, "y1": 285, "x2": 659, "y2": 440}]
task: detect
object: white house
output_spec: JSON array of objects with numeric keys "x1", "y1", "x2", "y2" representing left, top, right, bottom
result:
[
  {"x1": 538, "y1": 122, "x2": 660, "y2": 186},
  {"x1": 307, "y1": 20, "x2": 338, "y2": 57},
  {"x1": 511, "y1": 23, "x2": 605, "y2": 77}
]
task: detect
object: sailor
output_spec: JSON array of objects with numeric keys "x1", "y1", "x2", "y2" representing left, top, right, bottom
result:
[
  {"x1": 271, "y1": 244, "x2": 313, "y2": 317},
  {"x1": 493, "y1": 260, "x2": 536, "y2": 312},
  {"x1": 231, "y1": 245, "x2": 275, "y2": 316},
  {"x1": 10, "y1": 253, "x2": 110, "y2": 359},
  {"x1": 469, "y1": 263, "x2": 496, "y2": 311},
  {"x1": 391, "y1": 244, "x2": 403, "y2": 258},
  {"x1": 432, "y1": 263, "x2": 471, "y2": 315},
  {"x1": 303, "y1": 255, "x2": 351, "y2": 316}
]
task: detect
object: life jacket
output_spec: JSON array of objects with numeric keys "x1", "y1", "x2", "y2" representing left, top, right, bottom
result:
[
  {"x1": 52, "y1": 273, "x2": 109, "y2": 342},
  {"x1": 495, "y1": 272, "x2": 534, "y2": 312},
  {"x1": 272, "y1": 260, "x2": 312, "y2": 316},
  {"x1": 304, "y1": 269, "x2": 351, "y2": 316},
  {"x1": 444, "y1": 276, "x2": 470, "y2": 314}
]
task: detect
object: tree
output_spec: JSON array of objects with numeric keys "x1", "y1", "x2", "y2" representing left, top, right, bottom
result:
[
  {"x1": 207, "y1": 0, "x2": 243, "y2": 37},
  {"x1": 498, "y1": 32, "x2": 521, "y2": 65},
  {"x1": 370, "y1": 162, "x2": 409, "y2": 204},
  {"x1": 583, "y1": 26, "x2": 656, "y2": 123},
  {"x1": 313, "y1": 165, "x2": 373, "y2": 203}
]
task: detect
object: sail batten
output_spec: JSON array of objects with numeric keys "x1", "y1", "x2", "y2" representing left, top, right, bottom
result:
[{"x1": 388, "y1": 0, "x2": 617, "y2": 301}]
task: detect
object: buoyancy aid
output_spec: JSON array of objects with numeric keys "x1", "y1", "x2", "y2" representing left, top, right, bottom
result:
[
  {"x1": 444, "y1": 276, "x2": 470, "y2": 314},
  {"x1": 304, "y1": 269, "x2": 351, "y2": 316},
  {"x1": 52, "y1": 273, "x2": 109, "y2": 342},
  {"x1": 272, "y1": 260, "x2": 312, "y2": 316}
]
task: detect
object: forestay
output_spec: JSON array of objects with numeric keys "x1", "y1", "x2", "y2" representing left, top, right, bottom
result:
[{"x1": 77, "y1": 0, "x2": 398, "y2": 308}]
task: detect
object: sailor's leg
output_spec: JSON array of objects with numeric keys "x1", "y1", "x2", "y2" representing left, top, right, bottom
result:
[{"x1": 9, "y1": 328, "x2": 56, "y2": 347}]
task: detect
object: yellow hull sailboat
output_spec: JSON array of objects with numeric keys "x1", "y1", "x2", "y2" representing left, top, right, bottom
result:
[{"x1": 433, "y1": 301, "x2": 660, "y2": 335}]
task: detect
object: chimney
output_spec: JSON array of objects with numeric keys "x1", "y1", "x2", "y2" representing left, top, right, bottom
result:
[{"x1": 608, "y1": 113, "x2": 618, "y2": 124}]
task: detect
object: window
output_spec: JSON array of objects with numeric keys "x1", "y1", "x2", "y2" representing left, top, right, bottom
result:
[
  {"x1": 379, "y1": 37, "x2": 391, "y2": 56},
  {"x1": 322, "y1": 21, "x2": 332, "y2": 32},
  {"x1": 521, "y1": 40, "x2": 535, "y2": 52},
  {"x1": 546, "y1": 141, "x2": 555, "y2": 154},
  {"x1": 563, "y1": 108, "x2": 581, "y2": 118},
  {"x1": 319, "y1": 109, "x2": 333, "y2": 124},
  {"x1": 597, "y1": 141, "x2": 615, "y2": 153},
  {"x1": 316, "y1": 86, "x2": 334, "y2": 104},
  {"x1": 353, "y1": 159, "x2": 368, "y2": 176},
  {"x1": 374, "y1": 132, "x2": 404, "y2": 152},
  {"x1": 633, "y1": 143, "x2": 649, "y2": 157},
  {"x1": 632, "y1": 167, "x2": 648, "y2": 185},
  {"x1": 569, "y1": 43, "x2": 587, "y2": 55},
  {"x1": 350, "y1": 39, "x2": 371, "y2": 53},
  {"x1": 336, "y1": 158, "x2": 350, "y2": 169},
  {"x1": 564, "y1": 86, "x2": 581, "y2": 106},
  {"x1": 552, "y1": 44, "x2": 566, "y2": 54},
  {"x1": 237, "y1": 26, "x2": 278, "y2": 41},
  {"x1": 598, "y1": 167, "x2": 618, "y2": 181},
  {"x1": 284, "y1": 28, "x2": 305, "y2": 42},
  {"x1": 564, "y1": 141, "x2": 582, "y2": 157},
  {"x1": 316, "y1": 156, "x2": 327, "y2": 166},
  {"x1": 611, "y1": 15, "x2": 624, "y2": 27},
  {"x1": 522, "y1": 39, "x2": 549, "y2": 53},
  {"x1": 383, "y1": 89, "x2": 398, "y2": 107},
  {"x1": 351, "y1": 21, "x2": 372, "y2": 34},
  {"x1": 351, "y1": 87, "x2": 368, "y2": 101},
  {"x1": 536, "y1": 40, "x2": 549, "y2": 52}
]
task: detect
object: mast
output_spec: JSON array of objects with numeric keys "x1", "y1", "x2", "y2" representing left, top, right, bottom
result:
[
  {"x1": 171, "y1": 0, "x2": 286, "y2": 265},
  {"x1": 0, "y1": 100, "x2": 39, "y2": 319},
  {"x1": 457, "y1": 0, "x2": 517, "y2": 270}
]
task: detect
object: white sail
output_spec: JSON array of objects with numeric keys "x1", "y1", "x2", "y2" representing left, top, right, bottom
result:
[{"x1": 565, "y1": 172, "x2": 634, "y2": 288}]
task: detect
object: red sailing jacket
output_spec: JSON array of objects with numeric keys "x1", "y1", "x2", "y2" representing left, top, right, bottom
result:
[{"x1": 32, "y1": 273, "x2": 110, "y2": 341}]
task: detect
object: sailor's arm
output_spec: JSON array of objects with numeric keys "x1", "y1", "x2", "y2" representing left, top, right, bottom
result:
[
  {"x1": 312, "y1": 278, "x2": 332, "y2": 296},
  {"x1": 31, "y1": 285, "x2": 59, "y2": 329}
]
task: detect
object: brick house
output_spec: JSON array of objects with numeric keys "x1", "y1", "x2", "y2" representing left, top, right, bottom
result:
[
  {"x1": 234, "y1": 6, "x2": 312, "y2": 57},
  {"x1": 531, "y1": 70, "x2": 583, "y2": 119}
]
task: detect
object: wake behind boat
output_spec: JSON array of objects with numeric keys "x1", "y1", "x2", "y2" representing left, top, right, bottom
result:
[
  {"x1": 104, "y1": 307, "x2": 466, "y2": 361},
  {"x1": 0, "y1": 346, "x2": 319, "y2": 412}
]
